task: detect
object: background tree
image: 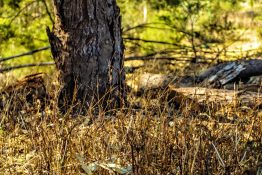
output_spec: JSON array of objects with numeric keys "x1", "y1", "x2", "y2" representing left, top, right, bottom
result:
[{"x1": 0, "y1": 0, "x2": 261, "y2": 76}]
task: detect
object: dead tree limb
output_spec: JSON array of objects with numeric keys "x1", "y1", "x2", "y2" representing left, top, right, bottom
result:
[
  {"x1": 0, "y1": 62, "x2": 55, "y2": 73},
  {"x1": 40, "y1": 0, "x2": 54, "y2": 24},
  {"x1": 0, "y1": 46, "x2": 51, "y2": 63},
  {"x1": 169, "y1": 86, "x2": 262, "y2": 107},
  {"x1": 123, "y1": 37, "x2": 190, "y2": 48},
  {"x1": 127, "y1": 60, "x2": 262, "y2": 95},
  {"x1": 125, "y1": 56, "x2": 193, "y2": 61},
  {"x1": 123, "y1": 22, "x2": 172, "y2": 33},
  {"x1": 197, "y1": 59, "x2": 262, "y2": 87},
  {"x1": 0, "y1": 62, "x2": 142, "y2": 74},
  {"x1": 8, "y1": 1, "x2": 36, "y2": 25}
]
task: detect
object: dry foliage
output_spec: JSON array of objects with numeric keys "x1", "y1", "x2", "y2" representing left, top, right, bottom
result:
[{"x1": 0, "y1": 74, "x2": 261, "y2": 175}]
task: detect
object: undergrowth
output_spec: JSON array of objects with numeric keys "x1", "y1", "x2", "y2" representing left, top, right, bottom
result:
[{"x1": 0, "y1": 75, "x2": 261, "y2": 175}]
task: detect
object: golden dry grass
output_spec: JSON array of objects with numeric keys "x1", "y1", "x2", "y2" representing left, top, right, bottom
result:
[{"x1": 0, "y1": 75, "x2": 261, "y2": 175}]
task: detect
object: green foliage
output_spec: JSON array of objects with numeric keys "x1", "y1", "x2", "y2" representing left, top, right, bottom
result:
[
  {"x1": 0, "y1": 2, "x2": 261, "y2": 173},
  {"x1": 0, "y1": 0, "x2": 53, "y2": 76},
  {"x1": 0, "y1": 0, "x2": 261, "y2": 76}
]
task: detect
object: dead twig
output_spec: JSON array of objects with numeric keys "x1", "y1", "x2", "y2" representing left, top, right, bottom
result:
[{"x1": 40, "y1": 0, "x2": 54, "y2": 24}]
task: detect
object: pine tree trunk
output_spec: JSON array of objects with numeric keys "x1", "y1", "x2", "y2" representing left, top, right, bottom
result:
[{"x1": 47, "y1": 0, "x2": 126, "y2": 113}]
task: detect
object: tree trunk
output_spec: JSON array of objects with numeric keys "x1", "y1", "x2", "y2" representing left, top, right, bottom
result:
[{"x1": 47, "y1": 0, "x2": 126, "y2": 113}]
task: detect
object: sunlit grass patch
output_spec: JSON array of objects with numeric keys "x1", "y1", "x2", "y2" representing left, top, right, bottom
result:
[{"x1": 0, "y1": 77, "x2": 261, "y2": 174}]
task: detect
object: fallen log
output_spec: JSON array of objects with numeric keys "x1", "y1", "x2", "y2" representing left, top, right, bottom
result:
[
  {"x1": 127, "y1": 59, "x2": 262, "y2": 95},
  {"x1": 126, "y1": 73, "x2": 198, "y2": 93},
  {"x1": 198, "y1": 59, "x2": 262, "y2": 87},
  {"x1": 0, "y1": 62, "x2": 55, "y2": 73},
  {"x1": 168, "y1": 86, "x2": 262, "y2": 107}
]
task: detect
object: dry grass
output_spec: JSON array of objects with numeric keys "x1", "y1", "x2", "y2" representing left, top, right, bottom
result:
[{"x1": 0, "y1": 74, "x2": 261, "y2": 175}]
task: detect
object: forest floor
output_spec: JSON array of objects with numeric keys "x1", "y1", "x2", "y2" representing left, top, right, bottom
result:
[
  {"x1": 0, "y1": 19, "x2": 261, "y2": 175},
  {"x1": 0, "y1": 63, "x2": 261, "y2": 175},
  {"x1": 0, "y1": 1, "x2": 262, "y2": 174}
]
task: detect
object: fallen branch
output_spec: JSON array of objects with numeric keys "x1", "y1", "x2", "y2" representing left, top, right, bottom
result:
[
  {"x1": 123, "y1": 22, "x2": 171, "y2": 33},
  {"x1": 198, "y1": 59, "x2": 262, "y2": 86},
  {"x1": 0, "y1": 62, "x2": 55, "y2": 73},
  {"x1": 0, "y1": 62, "x2": 144, "y2": 74},
  {"x1": 169, "y1": 86, "x2": 262, "y2": 107},
  {"x1": 0, "y1": 46, "x2": 51, "y2": 63},
  {"x1": 8, "y1": 1, "x2": 36, "y2": 25},
  {"x1": 123, "y1": 37, "x2": 190, "y2": 49},
  {"x1": 40, "y1": 0, "x2": 54, "y2": 24},
  {"x1": 125, "y1": 56, "x2": 193, "y2": 61}
]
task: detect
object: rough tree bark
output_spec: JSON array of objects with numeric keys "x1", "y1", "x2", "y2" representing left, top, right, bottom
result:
[{"x1": 47, "y1": 0, "x2": 126, "y2": 112}]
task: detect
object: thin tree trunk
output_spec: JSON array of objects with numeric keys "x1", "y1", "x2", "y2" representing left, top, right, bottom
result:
[{"x1": 47, "y1": 0, "x2": 126, "y2": 113}]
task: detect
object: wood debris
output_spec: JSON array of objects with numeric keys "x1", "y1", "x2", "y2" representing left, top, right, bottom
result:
[
  {"x1": 0, "y1": 73, "x2": 49, "y2": 114},
  {"x1": 169, "y1": 86, "x2": 262, "y2": 107}
]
